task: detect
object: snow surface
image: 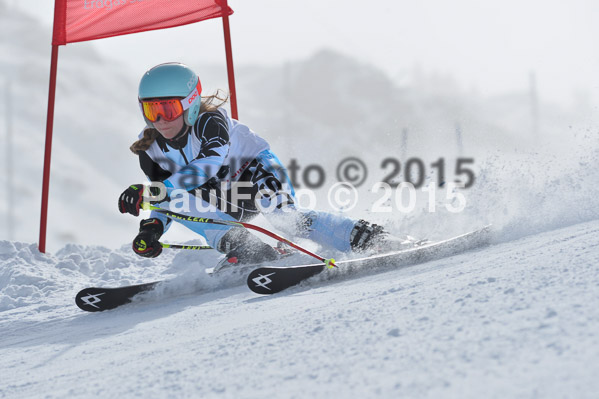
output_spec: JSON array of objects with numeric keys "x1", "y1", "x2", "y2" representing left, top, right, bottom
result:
[{"x1": 1, "y1": 221, "x2": 599, "y2": 398}]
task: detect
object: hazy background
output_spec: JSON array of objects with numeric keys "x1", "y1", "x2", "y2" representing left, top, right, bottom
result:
[
  {"x1": 14, "y1": 0, "x2": 599, "y2": 107},
  {"x1": 1, "y1": 0, "x2": 599, "y2": 251}
]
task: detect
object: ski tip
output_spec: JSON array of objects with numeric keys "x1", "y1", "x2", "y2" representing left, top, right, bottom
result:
[
  {"x1": 246, "y1": 269, "x2": 281, "y2": 295},
  {"x1": 75, "y1": 282, "x2": 160, "y2": 312},
  {"x1": 75, "y1": 288, "x2": 115, "y2": 312},
  {"x1": 246, "y1": 264, "x2": 326, "y2": 295}
]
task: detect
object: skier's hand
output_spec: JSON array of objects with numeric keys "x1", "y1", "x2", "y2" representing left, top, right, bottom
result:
[
  {"x1": 118, "y1": 184, "x2": 145, "y2": 216},
  {"x1": 119, "y1": 184, "x2": 166, "y2": 216},
  {"x1": 132, "y1": 218, "x2": 164, "y2": 258}
]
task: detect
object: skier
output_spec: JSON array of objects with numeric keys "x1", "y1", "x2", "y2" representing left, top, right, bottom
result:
[{"x1": 118, "y1": 62, "x2": 410, "y2": 266}]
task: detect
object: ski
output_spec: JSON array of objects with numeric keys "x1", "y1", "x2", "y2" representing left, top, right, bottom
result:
[
  {"x1": 75, "y1": 226, "x2": 491, "y2": 310},
  {"x1": 247, "y1": 225, "x2": 493, "y2": 295},
  {"x1": 247, "y1": 264, "x2": 326, "y2": 294},
  {"x1": 75, "y1": 281, "x2": 160, "y2": 312},
  {"x1": 74, "y1": 243, "x2": 296, "y2": 312}
]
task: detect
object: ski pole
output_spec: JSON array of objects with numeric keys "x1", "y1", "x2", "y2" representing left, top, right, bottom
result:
[
  {"x1": 160, "y1": 243, "x2": 212, "y2": 250},
  {"x1": 142, "y1": 203, "x2": 336, "y2": 268}
]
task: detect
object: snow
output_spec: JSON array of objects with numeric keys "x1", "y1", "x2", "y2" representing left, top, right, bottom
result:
[
  {"x1": 1, "y1": 221, "x2": 599, "y2": 398},
  {"x1": 2, "y1": 3, "x2": 599, "y2": 398}
]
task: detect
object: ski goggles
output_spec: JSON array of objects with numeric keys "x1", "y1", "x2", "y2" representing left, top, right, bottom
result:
[{"x1": 139, "y1": 80, "x2": 202, "y2": 122}]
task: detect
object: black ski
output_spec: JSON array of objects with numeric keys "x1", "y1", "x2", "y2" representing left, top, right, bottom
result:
[
  {"x1": 247, "y1": 264, "x2": 326, "y2": 294},
  {"x1": 247, "y1": 225, "x2": 492, "y2": 295},
  {"x1": 75, "y1": 281, "x2": 160, "y2": 312},
  {"x1": 74, "y1": 243, "x2": 294, "y2": 312},
  {"x1": 75, "y1": 226, "x2": 492, "y2": 309}
]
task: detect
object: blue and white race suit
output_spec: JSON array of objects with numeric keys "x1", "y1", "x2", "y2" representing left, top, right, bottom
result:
[{"x1": 138, "y1": 108, "x2": 356, "y2": 251}]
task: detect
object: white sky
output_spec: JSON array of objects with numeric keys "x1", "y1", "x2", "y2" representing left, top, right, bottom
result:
[{"x1": 12, "y1": 0, "x2": 599, "y2": 107}]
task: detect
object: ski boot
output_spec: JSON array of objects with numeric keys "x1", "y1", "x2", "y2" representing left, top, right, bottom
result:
[
  {"x1": 350, "y1": 220, "x2": 426, "y2": 253},
  {"x1": 213, "y1": 227, "x2": 280, "y2": 273}
]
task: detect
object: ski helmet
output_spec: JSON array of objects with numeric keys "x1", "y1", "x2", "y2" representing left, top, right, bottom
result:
[{"x1": 138, "y1": 63, "x2": 202, "y2": 128}]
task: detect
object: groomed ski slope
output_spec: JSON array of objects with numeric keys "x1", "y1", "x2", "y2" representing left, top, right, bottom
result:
[{"x1": 1, "y1": 220, "x2": 598, "y2": 398}]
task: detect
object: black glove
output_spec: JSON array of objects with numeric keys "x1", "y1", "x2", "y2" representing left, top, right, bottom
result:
[
  {"x1": 132, "y1": 218, "x2": 164, "y2": 258},
  {"x1": 118, "y1": 184, "x2": 164, "y2": 216},
  {"x1": 118, "y1": 184, "x2": 144, "y2": 216}
]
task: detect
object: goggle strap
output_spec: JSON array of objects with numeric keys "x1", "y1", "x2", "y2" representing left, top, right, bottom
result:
[{"x1": 181, "y1": 80, "x2": 202, "y2": 111}]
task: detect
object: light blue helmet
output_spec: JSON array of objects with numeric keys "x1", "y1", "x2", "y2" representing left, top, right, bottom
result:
[{"x1": 138, "y1": 62, "x2": 202, "y2": 127}]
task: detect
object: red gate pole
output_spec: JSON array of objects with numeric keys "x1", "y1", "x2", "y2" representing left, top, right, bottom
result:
[
  {"x1": 39, "y1": 44, "x2": 60, "y2": 253},
  {"x1": 221, "y1": 0, "x2": 238, "y2": 119}
]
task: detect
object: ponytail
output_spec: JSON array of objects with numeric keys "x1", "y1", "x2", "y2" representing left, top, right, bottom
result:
[
  {"x1": 130, "y1": 128, "x2": 160, "y2": 154},
  {"x1": 200, "y1": 89, "x2": 229, "y2": 113}
]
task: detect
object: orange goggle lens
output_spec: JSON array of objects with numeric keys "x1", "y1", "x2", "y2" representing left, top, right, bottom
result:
[{"x1": 141, "y1": 99, "x2": 184, "y2": 122}]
